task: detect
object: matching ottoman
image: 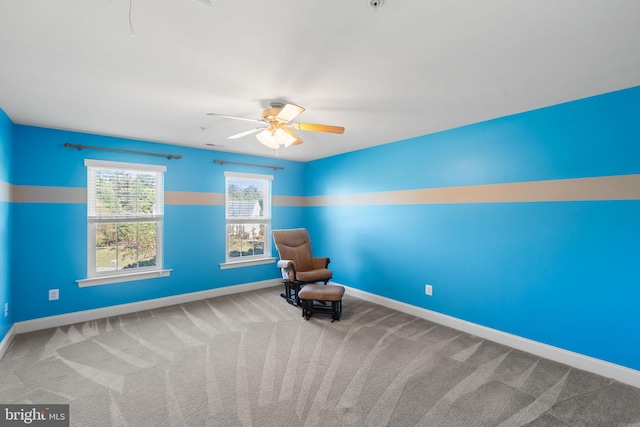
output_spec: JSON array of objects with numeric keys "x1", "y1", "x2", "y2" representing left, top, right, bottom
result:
[{"x1": 298, "y1": 284, "x2": 345, "y2": 322}]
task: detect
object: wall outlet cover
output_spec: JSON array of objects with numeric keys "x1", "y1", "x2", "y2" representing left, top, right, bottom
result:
[{"x1": 49, "y1": 289, "x2": 59, "y2": 301}]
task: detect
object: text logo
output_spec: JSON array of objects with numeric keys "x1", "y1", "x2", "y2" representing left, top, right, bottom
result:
[{"x1": 0, "y1": 405, "x2": 69, "y2": 426}]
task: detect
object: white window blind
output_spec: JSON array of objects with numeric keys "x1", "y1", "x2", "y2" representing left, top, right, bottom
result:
[
  {"x1": 224, "y1": 171, "x2": 273, "y2": 263},
  {"x1": 86, "y1": 160, "x2": 165, "y2": 220},
  {"x1": 85, "y1": 160, "x2": 166, "y2": 277}
]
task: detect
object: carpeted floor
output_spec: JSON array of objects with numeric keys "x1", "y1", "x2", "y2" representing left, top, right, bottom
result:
[{"x1": 1, "y1": 287, "x2": 639, "y2": 426}]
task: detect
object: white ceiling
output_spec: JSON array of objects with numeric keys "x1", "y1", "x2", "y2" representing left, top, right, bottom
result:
[{"x1": 1, "y1": 0, "x2": 639, "y2": 162}]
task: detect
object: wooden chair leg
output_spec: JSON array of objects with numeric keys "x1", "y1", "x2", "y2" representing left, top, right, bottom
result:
[
  {"x1": 294, "y1": 285, "x2": 302, "y2": 306},
  {"x1": 281, "y1": 282, "x2": 300, "y2": 306},
  {"x1": 302, "y1": 299, "x2": 312, "y2": 320}
]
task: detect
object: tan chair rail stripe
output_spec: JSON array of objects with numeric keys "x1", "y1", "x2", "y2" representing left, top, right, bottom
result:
[
  {"x1": 8, "y1": 175, "x2": 640, "y2": 205},
  {"x1": 12, "y1": 185, "x2": 86, "y2": 204},
  {"x1": 165, "y1": 191, "x2": 224, "y2": 205},
  {"x1": 305, "y1": 174, "x2": 640, "y2": 206},
  {"x1": 273, "y1": 195, "x2": 307, "y2": 206}
]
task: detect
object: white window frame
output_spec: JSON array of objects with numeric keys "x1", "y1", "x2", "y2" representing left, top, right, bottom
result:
[
  {"x1": 220, "y1": 171, "x2": 275, "y2": 269},
  {"x1": 77, "y1": 159, "x2": 171, "y2": 287}
]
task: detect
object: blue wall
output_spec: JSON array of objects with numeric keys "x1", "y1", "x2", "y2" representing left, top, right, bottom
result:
[
  {"x1": 305, "y1": 86, "x2": 640, "y2": 371},
  {"x1": 0, "y1": 109, "x2": 12, "y2": 342},
  {"x1": 3, "y1": 86, "x2": 640, "y2": 373},
  {"x1": 10, "y1": 125, "x2": 305, "y2": 322}
]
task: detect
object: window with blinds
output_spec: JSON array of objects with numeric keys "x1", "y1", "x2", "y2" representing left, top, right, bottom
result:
[
  {"x1": 224, "y1": 171, "x2": 272, "y2": 263},
  {"x1": 85, "y1": 159, "x2": 166, "y2": 277}
]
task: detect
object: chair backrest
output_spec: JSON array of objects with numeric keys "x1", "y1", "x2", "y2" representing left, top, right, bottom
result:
[{"x1": 272, "y1": 228, "x2": 314, "y2": 272}]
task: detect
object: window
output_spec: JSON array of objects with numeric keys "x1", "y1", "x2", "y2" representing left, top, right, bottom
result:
[
  {"x1": 223, "y1": 171, "x2": 273, "y2": 267},
  {"x1": 81, "y1": 159, "x2": 169, "y2": 286}
]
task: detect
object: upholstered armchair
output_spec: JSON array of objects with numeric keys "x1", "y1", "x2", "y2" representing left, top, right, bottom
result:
[{"x1": 272, "y1": 228, "x2": 332, "y2": 306}]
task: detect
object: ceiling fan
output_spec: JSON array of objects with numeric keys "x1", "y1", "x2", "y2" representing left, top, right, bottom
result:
[{"x1": 206, "y1": 103, "x2": 345, "y2": 150}]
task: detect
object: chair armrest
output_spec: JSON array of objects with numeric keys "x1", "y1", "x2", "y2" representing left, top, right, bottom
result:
[
  {"x1": 277, "y1": 260, "x2": 294, "y2": 269},
  {"x1": 311, "y1": 257, "x2": 330, "y2": 269},
  {"x1": 277, "y1": 260, "x2": 297, "y2": 281}
]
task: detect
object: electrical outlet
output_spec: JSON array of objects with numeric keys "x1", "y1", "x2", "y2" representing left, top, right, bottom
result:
[
  {"x1": 49, "y1": 289, "x2": 59, "y2": 301},
  {"x1": 4, "y1": 302, "x2": 7, "y2": 317},
  {"x1": 425, "y1": 284, "x2": 433, "y2": 296}
]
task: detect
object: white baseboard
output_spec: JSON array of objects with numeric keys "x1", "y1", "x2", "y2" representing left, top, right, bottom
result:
[
  {"x1": 339, "y1": 283, "x2": 640, "y2": 389},
  {"x1": 0, "y1": 324, "x2": 16, "y2": 360},
  {"x1": 14, "y1": 279, "x2": 281, "y2": 335}
]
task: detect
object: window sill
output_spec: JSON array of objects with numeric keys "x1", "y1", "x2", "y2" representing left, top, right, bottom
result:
[
  {"x1": 220, "y1": 257, "x2": 276, "y2": 270},
  {"x1": 77, "y1": 269, "x2": 172, "y2": 288}
]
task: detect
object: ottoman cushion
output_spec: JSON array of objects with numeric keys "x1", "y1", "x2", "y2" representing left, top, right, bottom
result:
[{"x1": 298, "y1": 284, "x2": 345, "y2": 301}]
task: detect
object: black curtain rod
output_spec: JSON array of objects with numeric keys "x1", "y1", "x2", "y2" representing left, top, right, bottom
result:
[{"x1": 65, "y1": 143, "x2": 182, "y2": 160}]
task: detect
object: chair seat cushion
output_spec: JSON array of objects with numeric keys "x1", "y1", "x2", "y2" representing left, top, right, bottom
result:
[
  {"x1": 298, "y1": 284, "x2": 345, "y2": 301},
  {"x1": 296, "y1": 268, "x2": 332, "y2": 283}
]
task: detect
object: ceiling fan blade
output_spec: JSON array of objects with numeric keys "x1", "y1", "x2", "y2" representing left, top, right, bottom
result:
[
  {"x1": 276, "y1": 104, "x2": 305, "y2": 122},
  {"x1": 293, "y1": 123, "x2": 345, "y2": 134},
  {"x1": 206, "y1": 112, "x2": 264, "y2": 123},
  {"x1": 283, "y1": 128, "x2": 304, "y2": 145},
  {"x1": 228, "y1": 128, "x2": 266, "y2": 139}
]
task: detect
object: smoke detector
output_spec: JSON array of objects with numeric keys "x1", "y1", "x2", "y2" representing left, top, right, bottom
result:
[{"x1": 369, "y1": 0, "x2": 384, "y2": 10}]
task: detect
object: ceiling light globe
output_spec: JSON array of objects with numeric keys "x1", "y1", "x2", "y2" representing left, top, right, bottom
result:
[
  {"x1": 256, "y1": 129, "x2": 280, "y2": 149},
  {"x1": 274, "y1": 128, "x2": 289, "y2": 144}
]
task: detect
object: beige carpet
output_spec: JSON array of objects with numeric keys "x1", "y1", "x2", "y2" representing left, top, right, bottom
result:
[{"x1": 1, "y1": 287, "x2": 639, "y2": 426}]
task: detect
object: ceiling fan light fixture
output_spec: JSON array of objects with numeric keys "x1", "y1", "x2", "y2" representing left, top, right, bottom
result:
[
  {"x1": 256, "y1": 128, "x2": 297, "y2": 149},
  {"x1": 256, "y1": 129, "x2": 280, "y2": 150},
  {"x1": 274, "y1": 128, "x2": 297, "y2": 147}
]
